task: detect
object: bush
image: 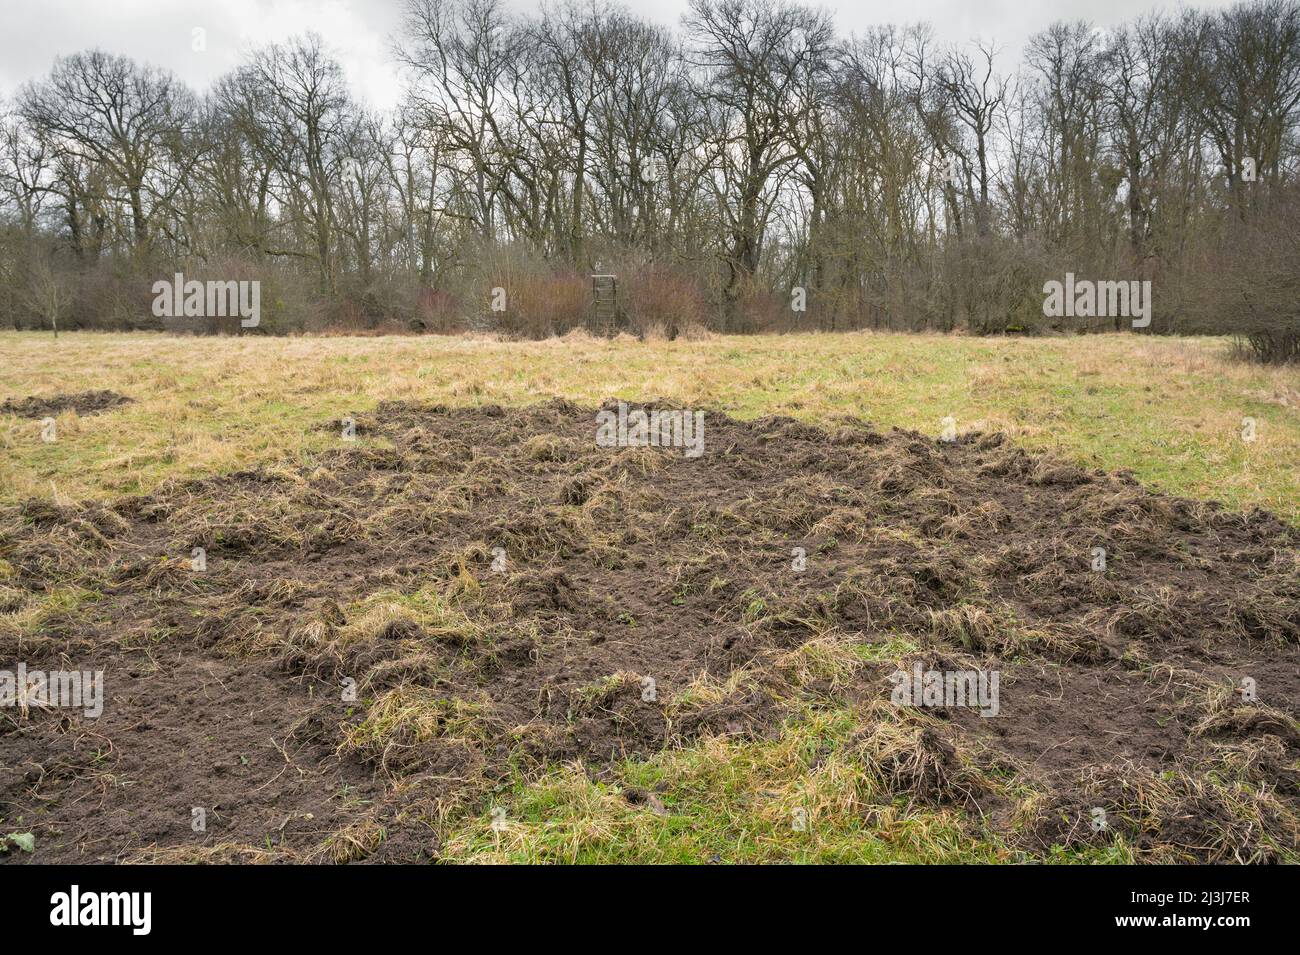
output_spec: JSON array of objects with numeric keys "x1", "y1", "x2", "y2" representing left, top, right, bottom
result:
[
  {"x1": 939, "y1": 237, "x2": 1056, "y2": 335},
  {"x1": 1183, "y1": 189, "x2": 1300, "y2": 364},
  {"x1": 495, "y1": 271, "x2": 589, "y2": 338},
  {"x1": 622, "y1": 266, "x2": 710, "y2": 339}
]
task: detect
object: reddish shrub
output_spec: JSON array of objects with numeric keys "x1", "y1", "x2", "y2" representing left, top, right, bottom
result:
[
  {"x1": 415, "y1": 287, "x2": 459, "y2": 333},
  {"x1": 494, "y1": 271, "x2": 589, "y2": 338},
  {"x1": 622, "y1": 266, "x2": 711, "y2": 339}
]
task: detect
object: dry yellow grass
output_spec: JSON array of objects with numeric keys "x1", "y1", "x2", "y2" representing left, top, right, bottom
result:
[{"x1": 2, "y1": 330, "x2": 1297, "y2": 522}]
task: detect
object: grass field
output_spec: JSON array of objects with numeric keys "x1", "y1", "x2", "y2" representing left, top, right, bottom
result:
[
  {"x1": 2, "y1": 330, "x2": 1298, "y2": 864},
  {"x1": 3, "y1": 330, "x2": 1298, "y2": 521}
]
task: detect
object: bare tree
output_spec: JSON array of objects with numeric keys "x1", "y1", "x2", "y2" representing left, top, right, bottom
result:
[
  {"x1": 686, "y1": 0, "x2": 834, "y2": 325},
  {"x1": 20, "y1": 51, "x2": 196, "y2": 253}
]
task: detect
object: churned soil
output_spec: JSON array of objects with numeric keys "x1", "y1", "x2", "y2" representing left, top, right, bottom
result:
[
  {"x1": 2, "y1": 400, "x2": 1297, "y2": 862},
  {"x1": 1, "y1": 390, "x2": 132, "y2": 418}
]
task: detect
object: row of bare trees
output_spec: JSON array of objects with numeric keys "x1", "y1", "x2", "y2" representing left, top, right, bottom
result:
[{"x1": 1, "y1": 0, "x2": 1298, "y2": 354}]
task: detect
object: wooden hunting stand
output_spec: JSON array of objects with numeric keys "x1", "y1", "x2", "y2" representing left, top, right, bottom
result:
[{"x1": 591, "y1": 274, "x2": 618, "y2": 336}]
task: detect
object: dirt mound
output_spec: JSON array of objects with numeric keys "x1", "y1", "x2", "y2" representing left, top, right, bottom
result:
[
  {"x1": 0, "y1": 390, "x2": 132, "y2": 418},
  {"x1": 2, "y1": 400, "x2": 1297, "y2": 863}
]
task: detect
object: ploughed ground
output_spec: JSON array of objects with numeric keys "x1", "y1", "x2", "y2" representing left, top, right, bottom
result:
[{"x1": 1, "y1": 400, "x2": 1297, "y2": 863}]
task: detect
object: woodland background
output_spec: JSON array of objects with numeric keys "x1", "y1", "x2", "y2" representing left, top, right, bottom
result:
[{"x1": 1, "y1": 0, "x2": 1298, "y2": 360}]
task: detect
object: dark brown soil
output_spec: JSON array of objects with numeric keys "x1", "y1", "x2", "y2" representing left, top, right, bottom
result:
[
  {"x1": 2, "y1": 400, "x2": 1297, "y2": 863},
  {"x1": 0, "y1": 390, "x2": 132, "y2": 418}
]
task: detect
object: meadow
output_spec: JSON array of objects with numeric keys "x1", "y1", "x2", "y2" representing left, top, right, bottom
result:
[
  {"x1": 1, "y1": 330, "x2": 1298, "y2": 864},
  {"x1": 3, "y1": 331, "x2": 1297, "y2": 520}
]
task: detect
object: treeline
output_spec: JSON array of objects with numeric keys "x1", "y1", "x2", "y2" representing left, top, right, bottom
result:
[{"x1": 1, "y1": 0, "x2": 1298, "y2": 359}]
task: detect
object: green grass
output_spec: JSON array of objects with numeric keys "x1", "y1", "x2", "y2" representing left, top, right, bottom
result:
[{"x1": 441, "y1": 706, "x2": 1015, "y2": 864}]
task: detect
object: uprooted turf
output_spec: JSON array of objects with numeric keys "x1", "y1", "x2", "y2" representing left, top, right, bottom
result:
[{"x1": 1, "y1": 401, "x2": 1298, "y2": 863}]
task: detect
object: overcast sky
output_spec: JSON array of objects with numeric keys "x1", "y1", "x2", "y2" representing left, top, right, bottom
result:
[{"x1": 0, "y1": 0, "x2": 1231, "y2": 109}]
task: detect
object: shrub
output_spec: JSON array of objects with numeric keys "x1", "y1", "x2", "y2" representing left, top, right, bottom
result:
[
  {"x1": 1185, "y1": 190, "x2": 1300, "y2": 364},
  {"x1": 622, "y1": 266, "x2": 710, "y2": 339},
  {"x1": 497, "y1": 271, "x2": 589, "y2": 339}
]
